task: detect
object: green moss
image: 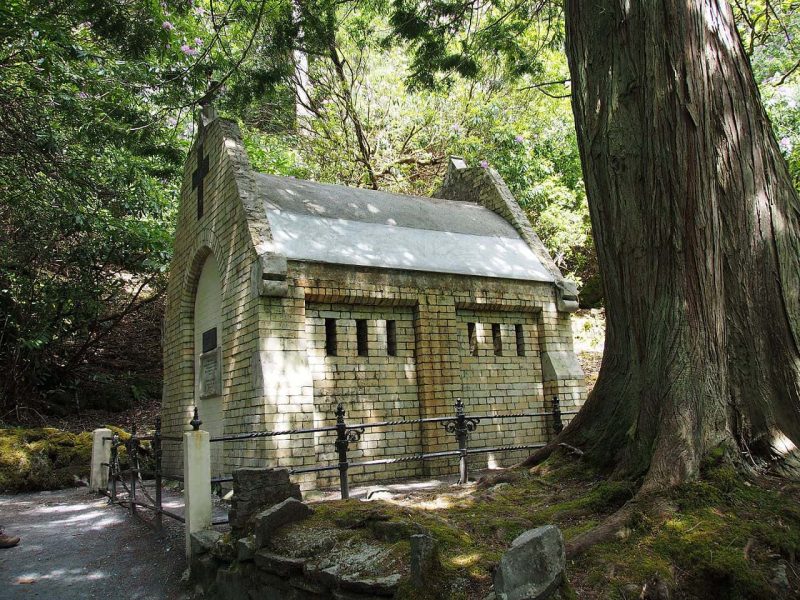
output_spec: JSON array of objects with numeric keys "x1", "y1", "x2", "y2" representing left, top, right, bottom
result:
[
  {"x1": 0, "y1": 427, "x2": 93, "y2": 492},
  {"x1": 281, "y1": 458, "x2": 799, "y2": 599},
  {"x1": 583, "y1": 480, "x2": 637, "y2": 512},
  {"x1": 653, "y1": 510, "x2": 772, "y2": 599}
]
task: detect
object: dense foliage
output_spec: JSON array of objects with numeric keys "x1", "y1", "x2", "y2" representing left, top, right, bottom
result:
[
  {"x1": 0, "y1": 1, "x2": 197, "y2": 414},
  {"x1": 1, "y1": 0, "x2": 798, "y2": 415}
]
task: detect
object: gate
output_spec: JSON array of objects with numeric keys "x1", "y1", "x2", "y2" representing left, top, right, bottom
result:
[{"x1": 101, "y1": 419, "x2": 187, "y2": 531}]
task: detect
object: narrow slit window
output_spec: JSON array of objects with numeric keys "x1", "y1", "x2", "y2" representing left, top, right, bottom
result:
[
  {"x1": 468, "y1": 322, "x2": 478, "y2": 356},
  {"x1": 515, "y1": 324, "x2": 526, "y2": 356},
  {"x1": 356, "y1": 319, "x2": 369, "y2": 356},
  {"x1": 386, "y1": 320, "x2": 397, "y2": 356},
  {"x1": 325, "y1": 318, "x2": 337, "y2": 356},
  {"x1": 492, "y1": 323, "x2": 503, "y2": 356}
]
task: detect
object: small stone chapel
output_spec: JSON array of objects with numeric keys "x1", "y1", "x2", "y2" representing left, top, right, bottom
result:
[{"x1": 161, "y1": 107, "x2": 586, "y2": 485}]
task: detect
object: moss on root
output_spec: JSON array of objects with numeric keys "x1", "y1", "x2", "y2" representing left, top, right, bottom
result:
[
  {"x1": 291, "y1": 455, "x2": 799, "y2": 599},
  {"x1": 571, "y1": 457, "x2": 800, "y2": 599}
]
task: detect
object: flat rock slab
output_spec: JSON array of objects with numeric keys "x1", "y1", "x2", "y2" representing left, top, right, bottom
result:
[
  {"x1": 494, "y1": 525, "x2": 565, "y2": 600},
  {"x1": 0, "y1": 488, "x2": 188, "y2": 600},
  {"x1": 254, "y1": 549, "x2": 306, "y2": 577},
  {"x1": 191, "y1": 529, "x2": 223, "y2": 555},
  {"x1": 254, "y1": 498, "x2": 314, "y2": 548},
  {"x1": 230, "y1": 467, "x2": 301, "y2": 533}
]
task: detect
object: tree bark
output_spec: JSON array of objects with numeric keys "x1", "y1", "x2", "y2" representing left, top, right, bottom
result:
[{"x1": 556, "y1": 0, "x2": 800, "y2": 488}]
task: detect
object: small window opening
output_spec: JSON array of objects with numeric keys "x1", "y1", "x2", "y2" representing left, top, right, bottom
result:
[
  {"x1": 492, "y1": 323, "x2": 503, "y2": 356},
  {"x1": 515, "y1": 324, "x2": 526, "y2": 356},
  {"x1": 386, "y1": 320, "x2": 397, "y2": 356},
  {"x1": 468, "y1": 322, "x2": 478, "y2": 356},
  {"x1": 356, "y1": 319, "x2": 369, "y2": 357},
  {"x1": 325, "y1": 318, "x2": 337, "y2": 356}
]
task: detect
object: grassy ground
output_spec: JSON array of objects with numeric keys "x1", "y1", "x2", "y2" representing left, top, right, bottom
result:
[{"x1": 273, "y1": 454, "x2": 799, "y2": 599}]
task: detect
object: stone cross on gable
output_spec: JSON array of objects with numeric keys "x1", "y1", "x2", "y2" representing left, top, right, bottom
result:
[{"x1": 192, "y1": 142, "x2": 210, "y2": 220}]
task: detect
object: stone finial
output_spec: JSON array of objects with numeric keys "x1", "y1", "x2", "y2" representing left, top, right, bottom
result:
[
  {"x1": 435, "y1": 156, "x2": 468, "y2": 198},
  {"x1": 448, "y1": 156, "x2": 467, "y2": 171},
  {"x1": 197, "y1": 82, "x2": 219, "y2": 132},
  {"x1": 555, "y1": 279, "x2": 579, "y2": 313},
  {"x1": 200, "y1": 104, "x2": 217, "y2": 126},
  {"x1": 251, "y1": 251, "x2": 289, "y2": 297}
]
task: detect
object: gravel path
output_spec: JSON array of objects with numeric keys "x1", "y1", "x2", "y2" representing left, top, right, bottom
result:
[{"x1": 0, "y1": 487, "x2": 189, "y2": 599}]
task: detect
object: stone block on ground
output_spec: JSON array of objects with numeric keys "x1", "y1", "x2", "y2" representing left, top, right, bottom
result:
[
  {"x1": 410, "y1": 533, "x2": 438, "y2": 586},
  {"x1": 230, "y1": 468, "x2": 302, "y2": 534},
  {"x1": 254, "y1": 498, "x2": 314, "y2": 547},
  {"x1": 190, "y1": 529, "x2": 223, "y2": 556},
  {"x1": 493, "y1": 525, "x2": 565, "y2": 600},
  {"x1": 337, "y1": 573, "x2": 403, "y2": 597},
  {"x1": 216, "y1": 563, "x2": 256, "y2": 600},
  {"x1": 254, "y1": 549, "x2": 306, "y2": 577},
  {"x1": 237, "y1": 536, "x2": 256, "y2": 561},
  {"x1": 190, "y1": 552, "x2": 222, "y2": 590}
]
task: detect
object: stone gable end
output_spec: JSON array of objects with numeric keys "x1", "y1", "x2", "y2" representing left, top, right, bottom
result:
[{"x1": 162, "y1": 113, "x2": 586, "y2": 488}]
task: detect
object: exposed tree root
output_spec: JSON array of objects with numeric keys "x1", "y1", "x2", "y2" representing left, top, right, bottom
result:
[
  {"x1": 558, "y1": 442, "x2": 585, "y2": 456},
  {"x1": 518, "y1": 439, "x2": 558, "y2": 469},
  {"x1": 772, "y1": 448, "x2": 800, "y2": 481},
  {"x1": 476, "y1": 469, "x2": 524, "y2": 490},
  {"x1": 566, "y1": 492, "x2": 675, "y2": 557}
]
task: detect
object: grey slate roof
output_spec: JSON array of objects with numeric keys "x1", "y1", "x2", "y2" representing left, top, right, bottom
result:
[{"x1": 257, "y1": 173, "x2": 553, "y2": 282}]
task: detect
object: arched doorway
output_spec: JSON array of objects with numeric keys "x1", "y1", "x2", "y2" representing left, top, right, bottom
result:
[{"x1": 193, "y1": 253, "x2": 224, "y2": 476}]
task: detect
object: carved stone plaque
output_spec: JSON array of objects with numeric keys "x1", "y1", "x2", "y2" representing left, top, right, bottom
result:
[{"x1": 199, "y1": 348, "x2": 221, "y2": 398}]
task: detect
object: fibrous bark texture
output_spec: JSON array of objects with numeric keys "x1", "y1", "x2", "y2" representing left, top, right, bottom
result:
[{"x1": 557, "y1": 0, "x2": 800, "y2": 488}]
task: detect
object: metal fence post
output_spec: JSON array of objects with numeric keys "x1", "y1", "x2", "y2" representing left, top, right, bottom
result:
[
  {"x1": 154, "y1": 416, "x2": 163, "y2": 533},
  {"x1": 443, "y1": 398, "x2": 478, "y2": 485},
  {"x1": 552, "y1": 395, "x2": 563, "y2": 435},
  {"x1": 129, "y1": 424, "x2": 138, "y2": 515},
  {"x1": 455, "y1": 399, "x2": 469, "y2": 485},
  {"x1": 335, "y1": 403, "x2": 350, "y2": 500},
  {"x1": 109, "y1": 432, "x2": 119, "y2": 503}
]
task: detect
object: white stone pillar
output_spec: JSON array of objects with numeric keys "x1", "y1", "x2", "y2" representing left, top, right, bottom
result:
[
  {"x1": 183, "y1": 429, "x2": 212, "y2": 558},
  {"x1": 90, "y1": 428, "x2": 112, "y2": 493}
]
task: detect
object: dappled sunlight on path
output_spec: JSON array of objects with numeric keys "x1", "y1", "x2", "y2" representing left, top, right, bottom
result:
[{"x1": 0, "y1": 488, "x2": 187, "y2": 599}]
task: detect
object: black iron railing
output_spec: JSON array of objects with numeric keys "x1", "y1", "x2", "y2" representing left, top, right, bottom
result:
[
  {"x1": 206, "y1": 396, "x2": 576, "y2": 499},
  {"x1": 102, "y1": 417, "x2": 185, "y2": 531}
]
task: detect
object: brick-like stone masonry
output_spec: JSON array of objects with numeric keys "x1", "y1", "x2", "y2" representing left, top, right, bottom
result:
[{"x1": 162, "y1": 112, "x2": 586, "y2": 489}]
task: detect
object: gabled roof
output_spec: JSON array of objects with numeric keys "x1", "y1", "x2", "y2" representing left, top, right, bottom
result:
[{"x1": 257, "y1": 173, "x2": 554, "y2": 282}]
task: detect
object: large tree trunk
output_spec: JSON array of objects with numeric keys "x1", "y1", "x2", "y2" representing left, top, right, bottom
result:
[{"x1": 557, "y1": 0, "x2": 800, "y2": 489}]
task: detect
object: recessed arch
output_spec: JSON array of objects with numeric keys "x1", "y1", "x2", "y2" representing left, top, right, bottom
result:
[{"x1": 177, "y1": 232, "x2": 227, "y2": 477}]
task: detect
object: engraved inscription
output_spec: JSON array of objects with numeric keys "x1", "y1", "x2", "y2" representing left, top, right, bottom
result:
[{"x1": 199, "y1": 348, "x2": 221, "y2": 398}]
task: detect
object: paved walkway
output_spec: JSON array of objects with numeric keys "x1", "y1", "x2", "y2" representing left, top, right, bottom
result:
[
  {"x1": 0, "y1": 471, "x2": 488, "y2": 599},
  {"x1": 0, "y1": 488, "x2": 188, "y2": 599}
]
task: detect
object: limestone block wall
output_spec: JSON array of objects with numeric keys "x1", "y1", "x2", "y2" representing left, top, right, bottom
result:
[
  {"x1": 162, "y1": 119, "x2": 586, "y2": 486},
  {"x1": 539, "y1": 305, "x2": 585, "y2": 419},
  {"x1": 305, "y1": 303, "x2": 422, "y2": 485},
  {"x1": 244, "y1": 285, "x2": 316, "y2": 490},
  {"x1": 287, "y1": 262, "x2": 585, "y2": 484},
  {"x1": 161, "y1": 113, "x2": 266, "y2": 477},
  {"x1": 455, "y1": 308, "x2": 548, "y2": 467}
]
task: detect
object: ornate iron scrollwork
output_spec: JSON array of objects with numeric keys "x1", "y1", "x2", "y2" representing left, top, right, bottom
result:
[
  {"x1": 441, "y1": 397, "x2": 480, "y2": 435},
  {"x1": 346, "y1": 427, "x2": 365, "y2": 444},
  {"x1": 441, "y1": 417, "x2": 480, "y2": 434}
]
